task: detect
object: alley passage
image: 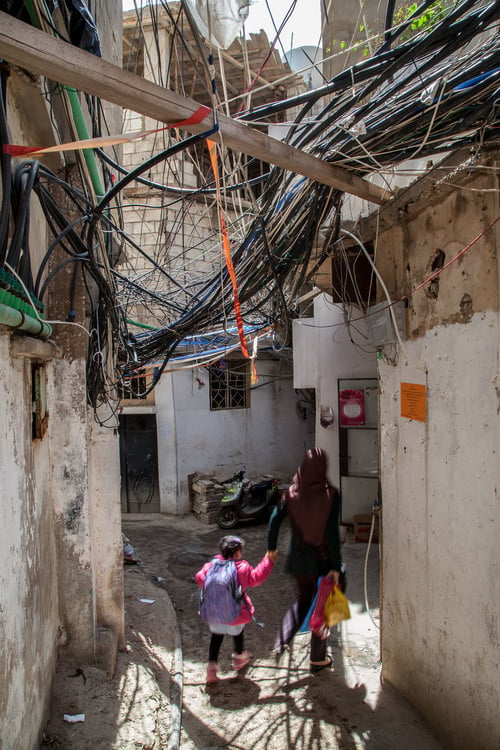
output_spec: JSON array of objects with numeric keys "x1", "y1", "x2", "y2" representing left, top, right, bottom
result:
[{"x1": 122, "y1": 515, "x2": 443, "y2": 750}]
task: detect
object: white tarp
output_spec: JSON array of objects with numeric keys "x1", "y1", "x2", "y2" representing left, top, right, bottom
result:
[{"x1": 184, "y1": 0, "x2": 250, "y2": 49}]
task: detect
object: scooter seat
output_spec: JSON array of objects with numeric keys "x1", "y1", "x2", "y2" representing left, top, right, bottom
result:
[{"x1": 249, "y1": 481, "x2": 273, "y2": 497}]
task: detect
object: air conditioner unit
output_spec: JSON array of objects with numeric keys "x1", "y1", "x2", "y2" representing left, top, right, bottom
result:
[{"x1": 365, "y1": 300, "x2": 406, "y2": 347}]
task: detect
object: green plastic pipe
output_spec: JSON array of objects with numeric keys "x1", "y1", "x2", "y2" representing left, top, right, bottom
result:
[
  {"x1": 22, "y1": 0, "x2": 105, "y2": 198},
  {"x1": 65, "y1": 86, "x2": 105, "y2": 198},
  {"x1": 0, "y1": 302, "x2": 52, "y2": 339}
]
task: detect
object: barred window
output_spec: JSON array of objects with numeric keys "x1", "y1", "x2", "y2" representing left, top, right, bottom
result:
[
  {"x1": 118, "y1": 369, "x2": 148, "y2": 400},
  {"x1": 209, "y1": 360, "x2": 249, "y2": 410}
]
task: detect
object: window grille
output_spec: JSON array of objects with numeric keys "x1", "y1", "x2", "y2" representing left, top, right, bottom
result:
[
  {"x1": 118, "y1": 369, "x2": 149, "y2": 400},
  {"x1": 209, "y1": 360, "x2": 249, "y2": 410}
]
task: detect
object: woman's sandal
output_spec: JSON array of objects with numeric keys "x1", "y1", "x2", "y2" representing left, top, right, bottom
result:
[{"x1": 310, "y1": 655, "x2": 333, "y2": 674}]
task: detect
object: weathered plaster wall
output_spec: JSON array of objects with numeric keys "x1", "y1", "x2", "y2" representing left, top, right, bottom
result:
[
  {"x1": 379, "y1": 314, "x2": 500, "y2": 750},
  {"x1": 376, "y1": 169, "x2": 500, "y2": 749},
  {"x1": 155, "y1": 356, "x2": 315, "y2": 513},
  {"x1": 48, "y1": 358, "x2": 95, "y2": 660},
  {"x1": 293, "y1": 294, "x2": 377, "y2": 492},
  {"x1": 322, "y1": 0, "x2": 384, "y2": 78},
  {"x1": 398, "y1": 177, "x2": 498, "y2": 336},
  {"x1": 0, "y1": 3, "x2": 123, "y2": 746},
  {"x1": 0, "y1": 336, "x2": 59, "y2": 749},
  {"x1": 88, "y1": 418, "x2": 124, "y2": 647}
]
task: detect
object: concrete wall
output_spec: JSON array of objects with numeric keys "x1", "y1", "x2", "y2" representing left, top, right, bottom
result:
[
  {"x1": 291, "y1": 161, "x2": 500, "y2": 747},
  {"x1": 0, "y1": 3, "x2": 123, "y2": 746},
  {"x1": 379, "y1": 315, "x2": 500, "y2": 750},
  {"x1": 0, "y1": 336, "x2": 60, "y2": 749},
  {"x1": 322, "y1": 0, "x2": 384, "y2": 78},
  {"x1": 292, "y1": 293, "x2": 377, "y2": 489},
  {"x1": 374, "y1": 165, "x2": 500, "y2": 749},
  {"x1": 88, "y1": 417, "x2": 125, "y2": 647},
  {"x1": 154, "y1": 355, "x2": 315, "y2": 513}
]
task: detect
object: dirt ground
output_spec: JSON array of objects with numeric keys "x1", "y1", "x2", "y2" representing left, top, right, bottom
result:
[{"x1": 42, "y1": 514, "x2": 443, "y2": 749}]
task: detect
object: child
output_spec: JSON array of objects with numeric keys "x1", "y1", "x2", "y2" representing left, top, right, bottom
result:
[{"x1": 195, "y1": 535, "x2": 275, "y2": 684}]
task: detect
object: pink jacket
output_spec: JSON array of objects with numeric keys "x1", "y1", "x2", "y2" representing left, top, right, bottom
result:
[{"x1": 195, "y1": 553, "x2": 274, "y2": 625}]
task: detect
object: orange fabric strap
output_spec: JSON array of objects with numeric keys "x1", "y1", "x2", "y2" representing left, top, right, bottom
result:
[
  {"x1": 4, "y1": 105, "x2": 212, "y2": 157},
  {"x1": 207, "y1": 139, "x2": 249, "y2": 359}
]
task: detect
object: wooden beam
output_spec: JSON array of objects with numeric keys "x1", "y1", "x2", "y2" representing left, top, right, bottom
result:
[{"x1": 0, "y1": 12, "x2": 389, "y2": 205}]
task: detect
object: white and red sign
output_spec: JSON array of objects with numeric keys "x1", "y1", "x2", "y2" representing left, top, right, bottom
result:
[{"x1": 339, "y1": 389, "x2": 366, "y2": 426}]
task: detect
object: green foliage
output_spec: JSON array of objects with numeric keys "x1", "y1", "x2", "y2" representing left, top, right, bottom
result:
[
  {"x1": 326, "y1": 1, "x2": 457, "y2": 58},
  {"x1": 394, "y1": 0, "x2": 458, "y2": 42}
]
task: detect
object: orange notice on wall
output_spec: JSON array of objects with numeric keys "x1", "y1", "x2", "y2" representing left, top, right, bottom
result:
[{"x1": 400, "y1": 382, "x2": 426, "y2": 422}]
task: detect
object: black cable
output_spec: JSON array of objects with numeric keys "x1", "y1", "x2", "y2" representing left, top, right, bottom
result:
[
  {"x1": 94, "y1": 125, "x2": 220, "y2": 216},
  {"x1": 34, "y1": 214, "x2": 90, "y2": 298},
  {"x1": 7, "y1": 161, "x2": 40, "y2": 275},
  {"x1": 384, "y1": 0, "x2": 397, "y2": 44},
  {"x1": 3, "y1": 0, "x2": 497, "y2": 412},
  {"x1": 95, "y1": 145, "x2": 270, "y2": 196}
]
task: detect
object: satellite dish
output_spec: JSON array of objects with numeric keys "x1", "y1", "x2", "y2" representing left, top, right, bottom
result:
[{"x1": 283, "y1": 46, "x2": 323, "y2": 90}]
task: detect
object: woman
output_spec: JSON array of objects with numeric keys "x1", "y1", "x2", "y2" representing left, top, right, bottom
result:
[{"x1": 267, "y1": 447, "x2": 342, "y2": 673}]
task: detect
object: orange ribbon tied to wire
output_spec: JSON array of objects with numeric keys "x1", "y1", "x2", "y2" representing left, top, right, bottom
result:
[
  {"x1": 207, "y1": 139, "x2": 249, "y2": 359},
  {"x1": 3, "y1": 106, "x2": 212, "y2": 157}
]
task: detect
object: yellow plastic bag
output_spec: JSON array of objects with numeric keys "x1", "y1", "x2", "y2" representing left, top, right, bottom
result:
[{"x1": 324, "y1": 586, "x2": 351, "y2": 627}]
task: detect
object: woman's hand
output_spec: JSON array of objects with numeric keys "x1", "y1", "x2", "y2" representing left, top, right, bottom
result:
[
  {"x1": 326, "y1": 569, "x2": 340, "y2": 587},
  {"x1": 267, "y1": 550, "x2": 278, "y2": 563}
]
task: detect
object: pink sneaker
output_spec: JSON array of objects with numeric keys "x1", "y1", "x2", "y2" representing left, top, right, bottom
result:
[
  {"x1": 206, "y1": 662, "x2": 218, "y2": 684},
  {"x1": 232, "y1": 650, "x2": 251, "y2": 670}
]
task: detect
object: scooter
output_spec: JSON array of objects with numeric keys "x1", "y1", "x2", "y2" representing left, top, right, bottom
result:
[{"x1": 216, "y1": 469, "x2": 281, "y2": 529}]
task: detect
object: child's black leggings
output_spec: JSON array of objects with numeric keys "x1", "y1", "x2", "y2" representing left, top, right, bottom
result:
[{"x1": 209, "y1": 631, "x2": 244, "y2": 662}]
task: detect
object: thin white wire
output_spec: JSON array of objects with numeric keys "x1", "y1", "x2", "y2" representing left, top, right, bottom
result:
[
  {"x1": 363, "y1": 511, "x2": 380, "y2": 630},
  {"x1": 5, "y1": 262, "x2": 91, "y2": 337},
  {"x1": 339, "y1": 230, "x2": 427, "y2": 375}
]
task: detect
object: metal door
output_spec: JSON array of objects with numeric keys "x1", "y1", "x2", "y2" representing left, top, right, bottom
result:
[
  {"x1": 119, "y1": 413, "x2": 160, "y2": 513},
  {"x1": 338, "y1": 378, "x2": 379, "y2": 524}
]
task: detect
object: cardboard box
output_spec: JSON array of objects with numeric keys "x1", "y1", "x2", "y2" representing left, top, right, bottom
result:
[{"x1": 353, "y1": 513, "x2": 379, "y2": 543}]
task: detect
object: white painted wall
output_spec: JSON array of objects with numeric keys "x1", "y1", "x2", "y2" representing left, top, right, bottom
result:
[
  {"x1": 293, "y1": 293, "x2": 377, "y2": 491},
  {"x1": 154, "y1": 355, "x2": 315, "y2": 513},
  {"x1": 342, "y1": 156, "x2": 442, "y2": 224},
  {"x1": 155, "y1": 373, "x2": 178, "y2": 513},
  {"x1": 379, "y1": 312, "x2": 500, "y2": 750}
]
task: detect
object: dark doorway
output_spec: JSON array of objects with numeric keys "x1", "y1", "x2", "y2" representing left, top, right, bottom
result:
[{"x1": 119, "y1": 413, "x2": 160, "y2": 513}]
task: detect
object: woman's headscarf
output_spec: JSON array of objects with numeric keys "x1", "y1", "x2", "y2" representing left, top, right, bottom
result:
[{"x1": 284, "y1": 447, "x2": 333, "y2": 546}]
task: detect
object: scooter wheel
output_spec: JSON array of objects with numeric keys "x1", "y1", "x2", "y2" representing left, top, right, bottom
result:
[{"x1": 216, "y1": 507, "x2": 238, "y2": 529}]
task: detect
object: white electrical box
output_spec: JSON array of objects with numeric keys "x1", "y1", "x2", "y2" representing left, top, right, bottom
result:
[{"x1": 365, "y1": 300, "x2": 406, "y2": 347}]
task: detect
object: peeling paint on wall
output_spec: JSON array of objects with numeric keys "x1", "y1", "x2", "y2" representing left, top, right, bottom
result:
[
  {"x1": 64, "y1": 493, "x2": 85, "y2": 533},
  {"x1": 459, "y1": 293, "x2": 473, "y2": 322},
  {"x1": 377, "y1": 177, "x2": 499, "y2": 342}
]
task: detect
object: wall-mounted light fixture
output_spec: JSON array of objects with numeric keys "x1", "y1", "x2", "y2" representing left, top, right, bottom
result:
[{"x1": 320, "y1": 405, "x2": 334, "y2": 428}]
